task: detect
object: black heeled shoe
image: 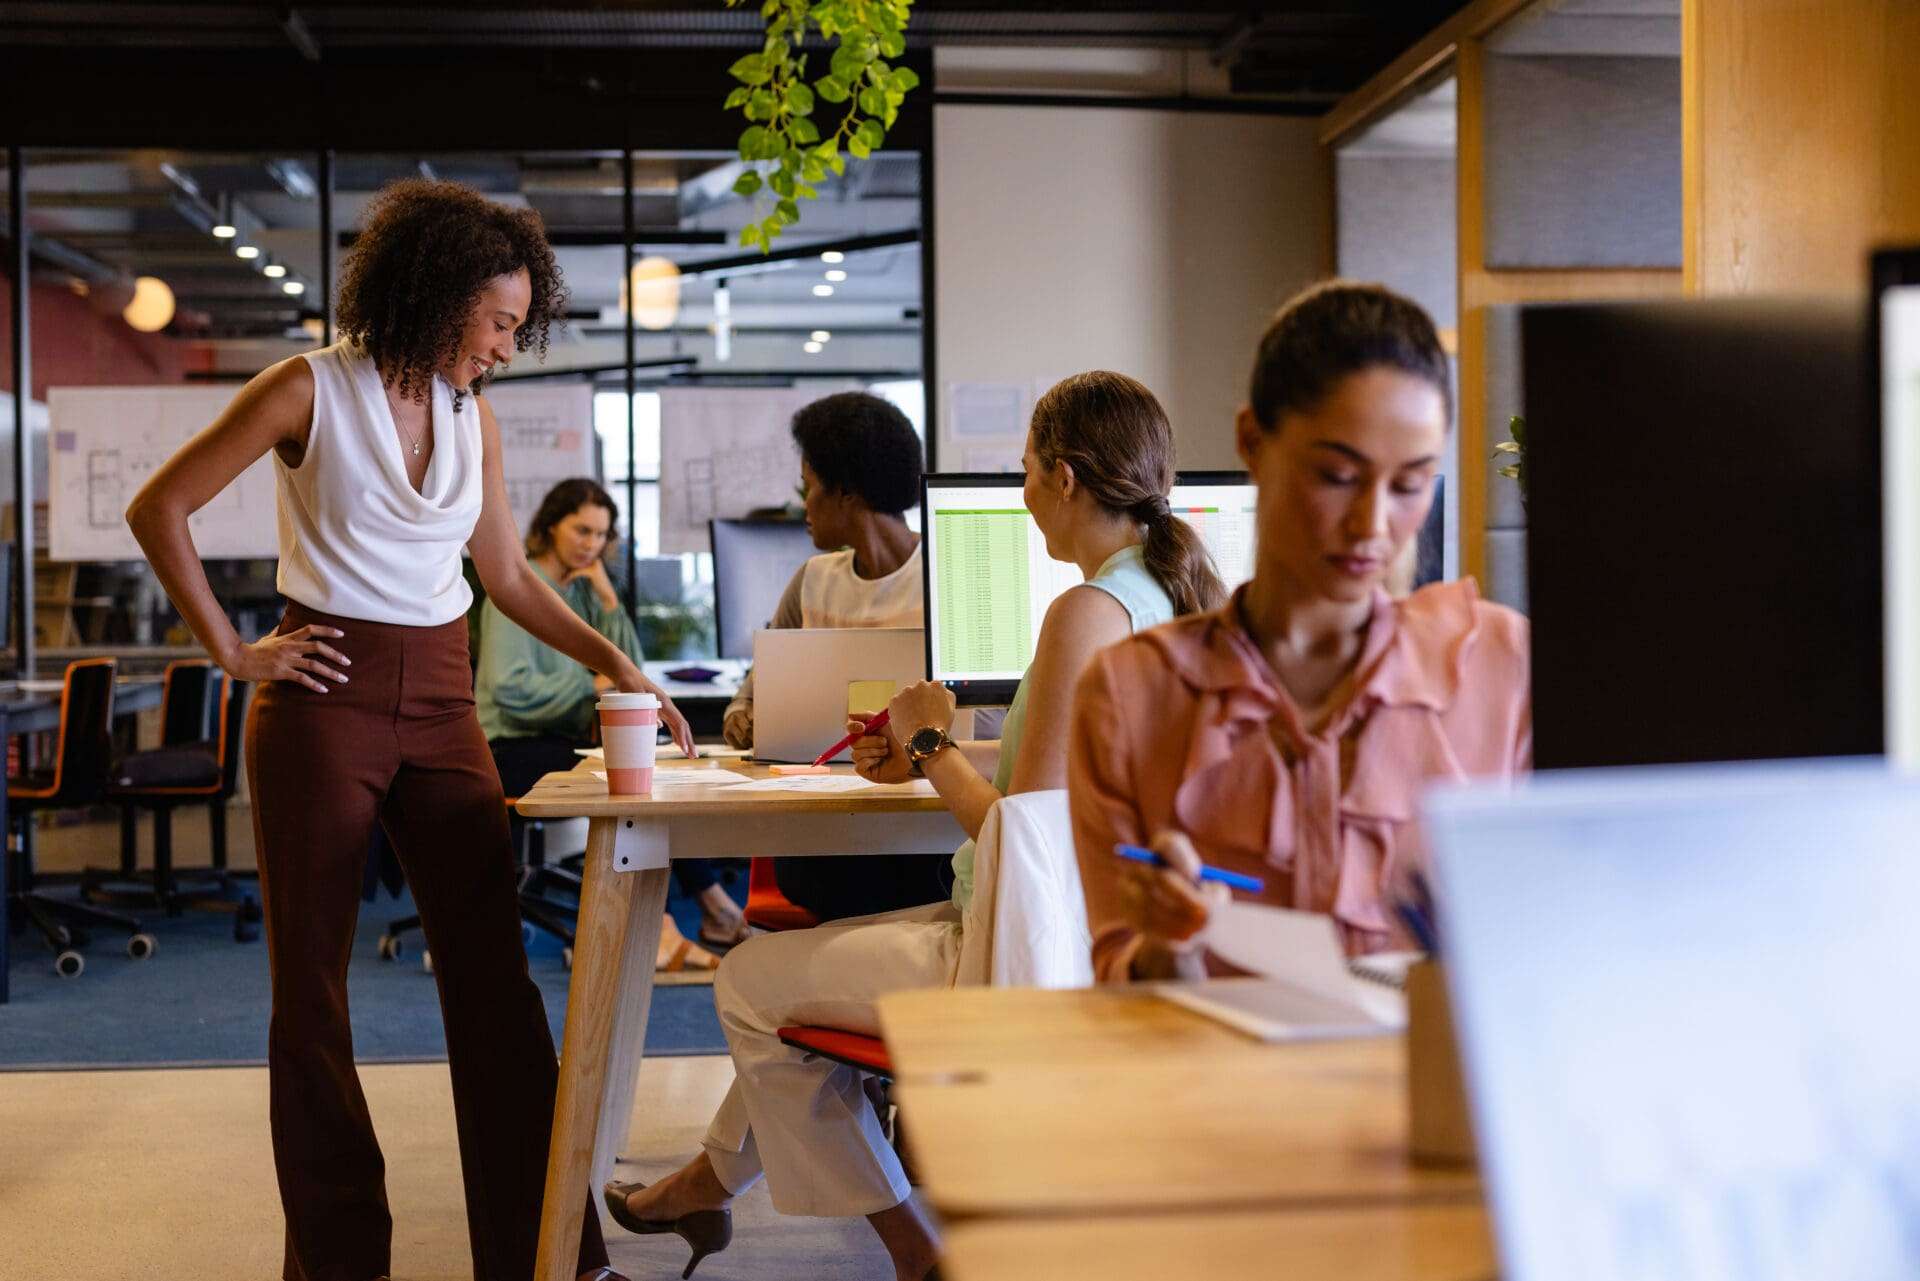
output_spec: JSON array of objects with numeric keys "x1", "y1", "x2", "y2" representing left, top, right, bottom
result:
[{"x1": 602, "y1": 1180, "x2": 733, "y2": 1280}]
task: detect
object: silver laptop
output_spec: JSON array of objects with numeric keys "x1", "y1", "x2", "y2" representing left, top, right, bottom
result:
[
  {"x1": 1424, "y1": 760, "x2": 1920, "y2": 1281},
  {"x1": 749, "y1": 627, "x2": 926, "y2": 764}
]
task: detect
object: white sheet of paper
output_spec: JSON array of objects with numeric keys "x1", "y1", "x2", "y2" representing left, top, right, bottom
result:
[
  {"x1": 730, "y1": 774, "x2": 883, "y2": 793},
  {"x1": 590, "y1": 769, "x2": 748, "y2": 788},
  {"x1": 1159, "y1": 901, "x2": 1407, "y2": 1036}
]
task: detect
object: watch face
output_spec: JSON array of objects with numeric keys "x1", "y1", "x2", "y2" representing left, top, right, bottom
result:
[{"x1": 909, "y1": 727, "x2": 945, "y2": 757}]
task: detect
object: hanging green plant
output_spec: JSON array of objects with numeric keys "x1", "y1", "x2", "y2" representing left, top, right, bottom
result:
[{"x1": 722, "y1": 0, "x2": 919, "y2": 252}]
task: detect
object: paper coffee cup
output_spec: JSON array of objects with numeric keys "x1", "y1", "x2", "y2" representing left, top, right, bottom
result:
[{"x1": 597, "y1": 692, "x2": 659, "y2": 795}]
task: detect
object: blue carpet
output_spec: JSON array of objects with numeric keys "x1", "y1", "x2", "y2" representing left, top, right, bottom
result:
[{"x1": 0, "y1": 874, "x2": 735, "y2": 1071}]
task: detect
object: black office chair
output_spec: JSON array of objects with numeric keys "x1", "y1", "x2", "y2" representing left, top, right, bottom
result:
[
  {"x1": 84, "y1": 667, "x2": 260, "y2": 939},
  {"x1": 8, "y1": 658, "x2": 155, "y2": 978}
]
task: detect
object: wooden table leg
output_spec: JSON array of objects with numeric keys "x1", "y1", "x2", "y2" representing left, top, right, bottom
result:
[
  {"x1": 593, "y1": 863, "x2": 669, "y2": 1189},
  {"x1": 534, "y1": 815, "x2": 647, "y2": 1281}
]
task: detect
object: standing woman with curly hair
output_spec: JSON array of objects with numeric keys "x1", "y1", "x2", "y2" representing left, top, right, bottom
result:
[{"x1": 126, "y1": 179, "x2": 678, "y2": 1281}]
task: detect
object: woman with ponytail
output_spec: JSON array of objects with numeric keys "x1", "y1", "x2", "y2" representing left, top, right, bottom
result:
[
  {"x1": 601, "y1": 371, "x2": 1211, "y2": 1281},
  {"x1": 1071, "y1": 281, "x2": 1531, "y2": 981}
]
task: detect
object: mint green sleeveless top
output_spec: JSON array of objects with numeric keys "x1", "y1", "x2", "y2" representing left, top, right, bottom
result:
[{"x1": 951, "y1": 544, "x2": 1175, "y2": 912}]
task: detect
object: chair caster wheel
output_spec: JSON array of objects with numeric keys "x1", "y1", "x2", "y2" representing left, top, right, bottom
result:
[
  {"x1": 127, "y1": 933, "x2": 158, "y2": 960},
  {"x1": 421, "y1": 950, "x2": 434, "y2": 975},
  {"x1": 377, "y1": 934, "x2": 402, "y2": 961},
  {"x1": 55, "y1": 950, "x2": 85, "y2": 978},
  {"x1": 562, "y1": 946, "x2": 574, "y2": 970}
]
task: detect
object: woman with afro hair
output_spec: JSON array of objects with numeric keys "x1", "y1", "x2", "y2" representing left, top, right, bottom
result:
[{"x1": 127, "y1": 178, "x2": 680, "y2": 1281}]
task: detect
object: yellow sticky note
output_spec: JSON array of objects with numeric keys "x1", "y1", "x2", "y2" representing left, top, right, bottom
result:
[{"x1": 847, "y1": 680, "x2": 896, "y2": 718}]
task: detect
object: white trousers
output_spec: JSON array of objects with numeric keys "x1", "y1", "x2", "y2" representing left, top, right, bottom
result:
[{"x1": 701, "y1": 900, "x2": 964, "y2": 1217}]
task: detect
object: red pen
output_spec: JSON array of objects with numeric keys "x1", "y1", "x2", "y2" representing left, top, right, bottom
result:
[{"x1": 812, "y1": 709, "x2": 890, "y2": 767}]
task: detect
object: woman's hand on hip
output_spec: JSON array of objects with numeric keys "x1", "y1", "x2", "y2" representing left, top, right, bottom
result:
[
  {"x1": 614, "y1": 663, "x2": 699, "y2": 758},
  {"x1": 849, "y1": 715, "x2": 913, "y2": 784},
  {"x1": 224, "y1": 624, "x2": 351, "y2": 694}
]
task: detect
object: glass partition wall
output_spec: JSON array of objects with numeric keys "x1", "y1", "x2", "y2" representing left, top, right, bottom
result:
[{"x1": 4, "y1": 145, "x2": 926, "y2": 666}]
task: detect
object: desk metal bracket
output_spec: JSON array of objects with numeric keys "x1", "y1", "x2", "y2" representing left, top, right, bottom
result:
[{"x1": 610, "y1": 817, "x2": 668, "y2": 873}]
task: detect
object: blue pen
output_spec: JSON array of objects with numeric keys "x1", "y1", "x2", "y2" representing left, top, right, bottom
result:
[
  {"x1": 1395, "y1": 900, "x2": 1439, "y2": 954},
  {"x1": 1116, "y1": 843, "x2": 1265, "y2": 894}
]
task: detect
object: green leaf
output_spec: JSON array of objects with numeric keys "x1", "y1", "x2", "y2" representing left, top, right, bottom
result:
[
  {"x1": 745, "y1": 89, "x2": 777, "y2": 122},
  {"x1": 784, "y1": 82, "x2": 815, "y2": 115},
  {"x1": 732, "y1": 170, "x2": 763, "y2": 197},
  {"x1": 815, "y1": 74, "x2": 850, "y2": 103},
  {"x1": 790, "y1": 116, "x2": 821, "y2": 144},
  {"x1": 830, "y1": 45, "x2": 864, "y2": 83},
  {"x1": 729, "y1": 53, "x2": 771, "y2": 85},
  {"x1": 769, "y1": 168, "x2": 796, "y2": 198},
  {"x1": 892, "y1": 66, "x2": 920, "y2": 92},
  {"x1": 795, "y1": 182, "x2": 818, "y2": 200},
  {"x1": 857, "y1": 119, "x2": 885, "y2": 150},
  {"x1": 828, "y1": 152, "x2": 847, "y2": 176},
  {"x1": 724, "y1": 86, "x2": 751, "y2": 109},
  {"x1": 741, "y1": 222, "x2": 765, "y2": 250},
  {"x1": 858, "y1": 86, "x2": 886, "y2": 115},
  {"x1": 779, "y1": 147, "x2": 802, "y2": 173},
  {"x1": 801, "y1": 155, "x2": 826, "y2": 183},
  {"x1": 760, "y1": 0, "x2": 780, "y2": 16},
  {"x1": 739, "y1": 125, "x2": 776, "y2": 160},
  {"x1": 847, "y1": 133, "x2": 871, "y2": 160},
  {"x1": 776, "y1": 198, "x2": 801, "y2": 223},
  {"x1": 1496, "y1": 465, "x2": 1520, "y2": 481},
  {"x1": 880, "y1": 32, "x2": 905, "y2": 57},
  {"x1": 1493, "y1": 441, "x2": 1521, "y2": 455}
]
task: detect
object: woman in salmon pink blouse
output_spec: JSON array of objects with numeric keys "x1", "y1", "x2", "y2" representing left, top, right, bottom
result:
[{"x1": 1069, "y1": 280, "x2": 1531, "y2": 980}]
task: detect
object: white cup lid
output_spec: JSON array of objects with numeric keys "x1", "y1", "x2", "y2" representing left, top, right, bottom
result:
[{"x1": 597, "y1": 691, "x2": 660, "y2": 710}]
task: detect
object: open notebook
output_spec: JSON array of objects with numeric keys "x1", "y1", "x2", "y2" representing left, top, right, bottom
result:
[{"x1": 1155, "y1": 901, "x2": 1411, "y2": 1042}]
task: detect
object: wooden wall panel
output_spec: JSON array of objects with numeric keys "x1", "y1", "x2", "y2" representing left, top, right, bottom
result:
[{"x1": 1688, "y1": 0, "x2": 1920, "y2": 296}]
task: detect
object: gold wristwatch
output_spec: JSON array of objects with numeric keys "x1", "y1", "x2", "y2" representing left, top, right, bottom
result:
[{"x1": 905, "y1": 726, "x2": 955, "y2": 767}]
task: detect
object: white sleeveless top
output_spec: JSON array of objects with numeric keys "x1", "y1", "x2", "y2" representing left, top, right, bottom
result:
[
  {"x1": 798, "y1": 544, "x2": 924, "y2": 629},
  {"x1": 277, "y1": 341, "x2": 483, "y2": 626}
]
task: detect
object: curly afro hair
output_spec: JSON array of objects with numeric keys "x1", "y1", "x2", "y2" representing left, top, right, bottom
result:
[
  {"x1": 335, "y1": 177, "x2": 568, "y2": 409},
  {"x1": 790, "y1": 392, "x2": 923, "y2": 515}
]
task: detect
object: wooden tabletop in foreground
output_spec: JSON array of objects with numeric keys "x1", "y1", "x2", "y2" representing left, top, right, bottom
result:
[
  {"x1": 515, "y1": 756, "x2": 953, "y2": 818},
  {"x1": 941, "y1": 1203, "x2": 1497, "y2": 1281},
  {"x1": 878, "y1": 986, "x2": 1481, "y2": 1219}
]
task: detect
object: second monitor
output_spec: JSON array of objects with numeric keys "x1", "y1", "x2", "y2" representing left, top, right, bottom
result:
[{"x1": 922, "y1": 471, "x2": 1256, "y2": 705}]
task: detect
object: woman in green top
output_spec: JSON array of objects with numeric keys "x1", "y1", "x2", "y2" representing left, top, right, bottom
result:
[
  {"x1": 477, "y1": 478, "x2": 747, "y2": 967},
  {"x1": 604, "y1": 373, "x2": 1227, "y2": 1280}
]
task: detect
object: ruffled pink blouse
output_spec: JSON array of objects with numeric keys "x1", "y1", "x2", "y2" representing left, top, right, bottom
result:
[{"x1": 1069, "y1": 579, "x2": 1530, "y2": 980}]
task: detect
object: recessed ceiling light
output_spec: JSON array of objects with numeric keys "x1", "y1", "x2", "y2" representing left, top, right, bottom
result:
[
  {"x1": 824, "y1": 269, "x2": 847, "y2": 283},
  {"x1": 211, "y1": 224, "x2": 237, "y2": 239},
  {"x1": 282, "y1": 280, "x2": 306, "y2": 295},
  {"x1": 812, "y1": 284, "x2": 834, "y2": 297},
  {"x1": 810, "y1": 330, "x2": 830, "y2": 342},
  {"x1": 263, "y1": 263, "x2": 287, "y2": 278},
  {"x1": 821, "y1": 251, "x2": 845, "y2": 264},
  {"x1": 235, "y1": 245, "x2": 260, "y2": 260},
  {"x1": 803, "y1": 341, "x2": 824, "y2": 354}
]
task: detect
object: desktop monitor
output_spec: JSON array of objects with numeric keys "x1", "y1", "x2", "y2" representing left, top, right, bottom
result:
[
  {"x1": 1874, "y1": 248, "x2": 1920, "y2": 769},
  {"x1": 1522, "y1": 298, "x2": 1878, "y2": 769},
  {"x1": 710, "y1": 518, "x2": 818, "y2": 660},
  {"x1": 921, "y1": 471, "x2": 1255, "y2": 705}
]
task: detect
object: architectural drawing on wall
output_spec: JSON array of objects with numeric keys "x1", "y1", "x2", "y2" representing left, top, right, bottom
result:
[
  {"x1": 658, "y1": 387, "x2": 849, "y2": 555},
  {"x1": 484, "y1": 383, "x2": 597, "y2": 536},
  {"x1": 48, "y1": 386, "x2": 277, "y2": 561}
]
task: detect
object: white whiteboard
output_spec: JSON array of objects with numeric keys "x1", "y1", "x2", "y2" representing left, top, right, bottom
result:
[
  {"x1": 46, "y1": 380, "x2": 597, "y2": 562},
  {"x1": 657, "y1": 387, "x2": 848, "y2": 555},
  {"x1": 48, "y1": 385, "x2": 276, "y2": 561}
]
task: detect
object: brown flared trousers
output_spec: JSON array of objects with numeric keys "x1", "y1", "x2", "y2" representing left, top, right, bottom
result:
[{"x1": 246, "y1": 602, "x2": 606, "y2": 1281}]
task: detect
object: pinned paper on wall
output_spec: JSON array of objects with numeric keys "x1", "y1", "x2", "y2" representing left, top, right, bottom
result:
[
  {"x1": 658, "y1": 387, "x2": 848, "y2": 555},
  {"x1": 948, "y1": 382, "x2": 1030, "y2": 438},
  {"x1": 483, "y1": 383, "x2": 598, "y2": 538},
  {"x1": 960, "y1": 442, "x2": 1026, "y2": 474}
]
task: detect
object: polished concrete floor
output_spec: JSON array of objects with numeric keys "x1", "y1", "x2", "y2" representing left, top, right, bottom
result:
[{"x1": 0, "y1": 1054, "x2": 897, "y2": 1281}]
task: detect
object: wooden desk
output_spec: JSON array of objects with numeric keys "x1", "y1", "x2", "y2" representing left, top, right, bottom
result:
[
  {"x1": 942, "y1": 1204, "x2": 1496, "y2": 1281},
  {"x1": 876, "y1": 986, "x2": 1480, "y2": 1219},
  {"x1": 520, "y1": 758, "x2": 963, "y2": 1281}
]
